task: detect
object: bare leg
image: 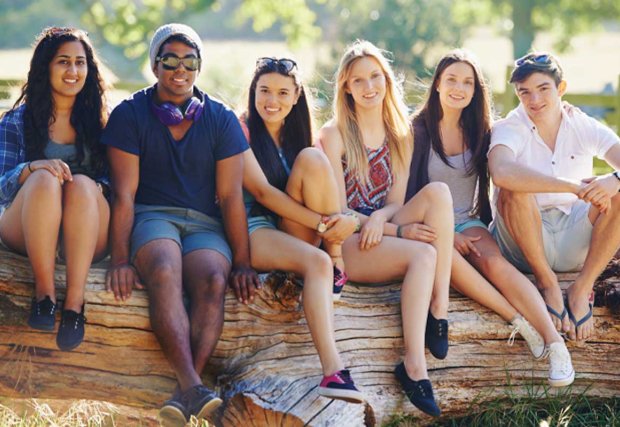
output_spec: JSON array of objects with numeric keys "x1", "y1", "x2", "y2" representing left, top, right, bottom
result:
[
  {"x1": 134, "y1": 239, "x2": 201, "y2": 392},
  {"x1": 343, "y1": 236, "x2": 436, "y2": 380},
  {"x1": 463, "y1": 227, "x2": 563, "y2": 345},
  {"x1": 496, "y1": 190, "x2": 568, "y2": 333},
  {"x1": 0, "y1": 170, "x2": 62, "y2": 302},
  {"x1": 451, "y1": 248, "x2": 517, "y2": 322},
  {"x1": 280, "y1": 148, "x2": 343, "y2": 268},
  {"x1": 250, "y1": 228, "x2": 343, "y2": 375},
  {"x1": 393, "y1": 182, "x2": 454, "y2": 319},
  {"x1": 566, "y1": 195, "x2": 620, "y2": 340},
  {"x1": 61, "y1": 175, "x2": 109, "y2": 312},
  {"x1": 182, "y1": 249, "x2": 230, "y2": 375}
]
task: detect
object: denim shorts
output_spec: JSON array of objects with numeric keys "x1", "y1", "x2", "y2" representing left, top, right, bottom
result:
[
  {"x1": 131, "y1": 204, "x2": 232, "y2": 263},
  {"x1": 247, "y1": 215, "x2": 277, "y2": 235},
  {"x1": 491, "y1": 200, "x2": 593, "y2": 273},
  {"x1": 455, "y1": 218, "x2": 488, "y2": 233}
]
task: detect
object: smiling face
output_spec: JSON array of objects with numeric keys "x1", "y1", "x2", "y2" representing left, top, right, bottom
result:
[
  {"x1": 345, "y1": 56, "x2": 386, "y2": 110},
  {"x1": 154, "y1": 40, "x2": 199, "y2": 104},
  {"x1": 515, "y1": 72, "x2": 566, "y2": 122},
  {"x1": 254, "y1": 72, "x2": 299, "y2": 128},
  {"x1": 436, "y1": 61, "x2": 475, "y2": 112},
  {"x1": 49, "y1": 40, "x2": 87, "y2": 101}
]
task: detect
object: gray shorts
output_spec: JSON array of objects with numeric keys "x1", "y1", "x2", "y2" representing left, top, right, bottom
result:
[
  {"x1": 491, "y1": 200, "x2": 593, "y2": 273},
  {"x1": 131, "y1": 204, "x2": 232, "y2": 263},
  {"x1": 248, "y1": 215, "x2": 277, "y2": 235}
]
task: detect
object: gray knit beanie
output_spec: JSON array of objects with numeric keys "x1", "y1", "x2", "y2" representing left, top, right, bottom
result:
[{"x1": 149, "y1": 23, "x2": 203, "y2": 70}]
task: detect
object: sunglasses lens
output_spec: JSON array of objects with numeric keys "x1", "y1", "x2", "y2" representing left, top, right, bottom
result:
[
  {"x1": 279, "y1": 59, "x2": 296, "y2": 72},
  {"x1": 160, "y1": 56, "x2": 200, "y2": 71},
  {"x1": 256, "y1": 57, "x2": 276, "y2": 69}
]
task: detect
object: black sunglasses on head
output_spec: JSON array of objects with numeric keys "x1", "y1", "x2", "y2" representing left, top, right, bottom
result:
[
  {"x1": 156, "y1": 54, "x2": 201, "y2": 71},
  {"x1": 256, "y1": 57, "x2": 297, "y2": 73},
  {"x1": 514, "y1": 53, "x2": 550, "y2": 67}
]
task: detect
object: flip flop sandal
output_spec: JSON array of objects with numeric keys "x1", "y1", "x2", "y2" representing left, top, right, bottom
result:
[
  {"x1": 546, "y1": 303, "x2": 568, "y2": 337},
  {"x1": 566, "y1": 301, "x2": 593, "y2": 341}
]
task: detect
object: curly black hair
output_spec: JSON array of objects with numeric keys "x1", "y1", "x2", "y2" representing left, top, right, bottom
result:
[{"x1": 12, "y1": 27, "x2": 108, "y2": 176}]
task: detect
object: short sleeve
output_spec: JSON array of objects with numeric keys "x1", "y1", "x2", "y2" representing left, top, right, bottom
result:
[
  {"x1": 100, "y1": 101, "x2": 140, "y2": 155},
  {"x1": 591, "y1": 117, "x2": 620, "y2": 159},
  {"x1": 489, "y1": 119, "x2": 526, "y2": 157},
  {"x1": 214, "y1": 108, "x2": 249, "y2": 161}
]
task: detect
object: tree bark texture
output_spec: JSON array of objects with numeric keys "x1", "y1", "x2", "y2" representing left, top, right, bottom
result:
[{"x1": 0, "y1": 248, "x2": 619, "y2": 426}]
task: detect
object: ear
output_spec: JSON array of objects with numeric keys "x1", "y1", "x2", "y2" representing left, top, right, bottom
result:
[
  {"x1": 153, "y1": 64, "x2": 160, "y2": 79},
  {"x1": 293, "y1": 88, "x2": 301, "y2": 105},
  {"x1": 557, "y1": 80, "x2": 567, "y2": 97}
]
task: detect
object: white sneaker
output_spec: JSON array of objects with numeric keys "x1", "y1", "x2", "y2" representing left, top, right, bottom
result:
[
  {"x1": 509, "y1": 315, "x2": 546, "y2": 360},
  {"x1": 547, "y1": 341, "x2": 575, "y2": 387}
]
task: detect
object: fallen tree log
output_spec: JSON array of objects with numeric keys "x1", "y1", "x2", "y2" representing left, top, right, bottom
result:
[{"x1": 1, "y1": 248, "x2": 619, "y2": 426}]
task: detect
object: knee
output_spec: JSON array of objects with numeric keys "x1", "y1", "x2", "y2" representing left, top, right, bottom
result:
[
  {"x1": 199, "y1": 272, "x2": 228, "y2": 302},
  {"x1": 146, "y1": 261, "x2": 179, "y2": 290},
  {"x1": 294, "y1": 147, "x2": 331, "y2": 174},
  {"x1": 408, "y1": 242, "x2": 437, "y2": 271},
  {"x1": 420, "y1": 182, "x2": 453, "y2": 210},
  {"x1": 303, "y1": 249, "x2": 332, "y2": 277},
  {"x1": 24, "y1": 170, "x2": 62, "y2": 194},
  {"x1": 477, "y1": 252, "x2": 509, "y2": 278},
  {"x1": 62, "y1": 175, "x2": 98, "y2": 205}
]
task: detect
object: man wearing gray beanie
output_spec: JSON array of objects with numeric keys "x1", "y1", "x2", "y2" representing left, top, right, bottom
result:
[{"x1": 102, "y1": 23, "x2": 259, "y2": 426}]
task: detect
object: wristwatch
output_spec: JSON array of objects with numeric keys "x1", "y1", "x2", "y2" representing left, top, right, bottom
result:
[{"x1": 316, "y1": 216, "x2": 330, "y2": 233}]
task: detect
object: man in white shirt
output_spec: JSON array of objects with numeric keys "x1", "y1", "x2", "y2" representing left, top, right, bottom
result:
[{"x1": 488, "y1": 52, "x2": 620, "y2": 343}]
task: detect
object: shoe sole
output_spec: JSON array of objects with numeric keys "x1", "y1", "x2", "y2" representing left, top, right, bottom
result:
[
  {"x1": 195, "y1": 397, "x2": 223, "y2": 421},
  {"x1": 28, "y1": 320, "x2": 55, "y2": 331},
  {"x1": 332, "y1": 293, "x2": 342, "y2": 302},
  {"x1": 318, "y1": 387, "x2": 365, "y2": 403},
  {"x1": 548, "y1": 370, "x2": 575, "y2": 387},
  {"x1": 159, "y1": 406, "x2": 187, "y2": 427}
]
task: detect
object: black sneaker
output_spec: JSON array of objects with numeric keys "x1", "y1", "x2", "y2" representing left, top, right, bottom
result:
[
  {"x1": 425, "y1": 312, "x2": 448, "y2": 359},
  {"x1": 182, "y1": 384, "x2": 222, "y2": 421},
  {"x1": 56, "y1": 306, "x2": 86, "y2": 351},
  {"x1": 28, "y1": 296, "x2": 57, "y2": 331},
  {"x1": 394, "y1": 362, "x2": 441, "y2": 417},
  {"x1": 159, "y1": 388, "x2": 187, "y2": 427}
]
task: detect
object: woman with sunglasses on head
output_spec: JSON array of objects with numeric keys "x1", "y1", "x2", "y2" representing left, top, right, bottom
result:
[
  {"x1": 406, "y1": 49, "x2": 573, "y2": 386},
  {"x1": 319, "y1": 41, "x2": 455, "y2": 417},
  {"x1": 239, "y1": 56, "x2": 364, "y2": 403},
  {"x1": 0, "y1": 27, "x2": 109, "y2": 351}
]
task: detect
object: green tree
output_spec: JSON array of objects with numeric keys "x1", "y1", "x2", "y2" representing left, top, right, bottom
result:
[{"x1": 453, "y1": 0, "x2": 620, "y2": 58}]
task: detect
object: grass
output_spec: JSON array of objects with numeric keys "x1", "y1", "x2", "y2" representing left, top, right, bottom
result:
[
  {"x1": 384, "y1": 384, "x2": 620, "y2": 427},
  {"x1": 0, "y1": 399, "x2": 219, "y2": 427}
]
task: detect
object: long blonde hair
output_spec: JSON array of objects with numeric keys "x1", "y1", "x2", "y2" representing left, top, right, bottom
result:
[{"x1": 333, "y1": 40, "x2": 411, "y2": 182}]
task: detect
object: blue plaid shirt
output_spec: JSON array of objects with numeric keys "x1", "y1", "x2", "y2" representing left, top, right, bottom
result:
[
  {"x1": 0, "y1": 105, "x2": 28, "y2": 213},
  {"x1": 0, "y1": 104, "x2": 109, "y2": 214}
]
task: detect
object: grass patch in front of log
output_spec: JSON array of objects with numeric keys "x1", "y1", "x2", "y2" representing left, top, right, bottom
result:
[{"x1": 384, "y1": 384, "x2": 620, "y2": 427}]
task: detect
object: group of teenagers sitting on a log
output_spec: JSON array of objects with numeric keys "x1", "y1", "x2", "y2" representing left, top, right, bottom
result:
[{"x1": 1, "y1": 22, "x2": 619, "y2": 425}]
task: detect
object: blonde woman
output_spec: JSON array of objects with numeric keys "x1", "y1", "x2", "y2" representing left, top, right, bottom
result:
[{"x1": 319, "y1": 40, "x2": 454, "y2": 417}]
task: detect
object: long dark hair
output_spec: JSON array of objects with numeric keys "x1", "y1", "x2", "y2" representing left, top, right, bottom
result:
[
  {"x1": 12, "y1": 27, "x2": 108, "y2": 175},
  {"x1": 414, "y1": 49, "x2": 493, "y2": 223},
  {"x1": 245, "y1": 60, "x2": 312, "y2": 194}
]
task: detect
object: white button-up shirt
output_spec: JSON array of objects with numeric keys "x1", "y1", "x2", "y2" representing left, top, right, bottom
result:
[{"x1": 490, "y1": 104, "x2": 620, "y2": 214}]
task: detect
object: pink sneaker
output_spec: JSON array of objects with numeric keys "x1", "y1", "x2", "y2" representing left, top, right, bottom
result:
[
  {"x1": 333, "y1": 266, "x2": 348, "y2": 301},
  {"x1": 318, "y1": 369, "x2": 365, "y2": 403}
]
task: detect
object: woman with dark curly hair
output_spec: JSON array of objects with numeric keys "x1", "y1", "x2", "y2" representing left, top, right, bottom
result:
[{"x1": 0, "y1": 27, "x2": 110, "y2": 351}]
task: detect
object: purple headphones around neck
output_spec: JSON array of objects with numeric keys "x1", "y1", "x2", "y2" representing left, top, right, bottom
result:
[{"x1": 150, "y1": 93, "x2": 204, "y2": 126}]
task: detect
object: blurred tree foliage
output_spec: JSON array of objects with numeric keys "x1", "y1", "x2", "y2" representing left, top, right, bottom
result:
[{"x1": 453, "y1": 0, "x2": 620, "y2": 58}]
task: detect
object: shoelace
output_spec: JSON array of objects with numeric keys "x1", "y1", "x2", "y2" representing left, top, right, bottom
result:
[
  {"x1": 507, "y1": 325, "x2": 520, "y2": 346},
  {"x1": 62, "y1": 312, "x2": 85, "y2": 330}
]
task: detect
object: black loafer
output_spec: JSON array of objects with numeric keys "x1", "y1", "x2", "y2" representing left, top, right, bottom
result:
[
  {"x1": 56, "y1": 305, "x2": 86, "y2": 351},
  {"x1": 425, "y1": 311, "x2": 448, "y2": 359},
  {"x1": 394, "y1": 362, "x2": 441, "y2": 417},
  {"x1": 28, "y1": 296, "x2": 57, "y2": 331}
]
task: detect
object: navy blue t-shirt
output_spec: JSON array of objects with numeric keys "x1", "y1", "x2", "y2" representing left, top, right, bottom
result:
[{"x1": 101, "y1": 86, "x2": 249, "y2": 218}]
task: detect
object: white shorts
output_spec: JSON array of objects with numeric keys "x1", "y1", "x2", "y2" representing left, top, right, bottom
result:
[{"x1": 491, "y1": 200, "x2": 593, "y2": 273}]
